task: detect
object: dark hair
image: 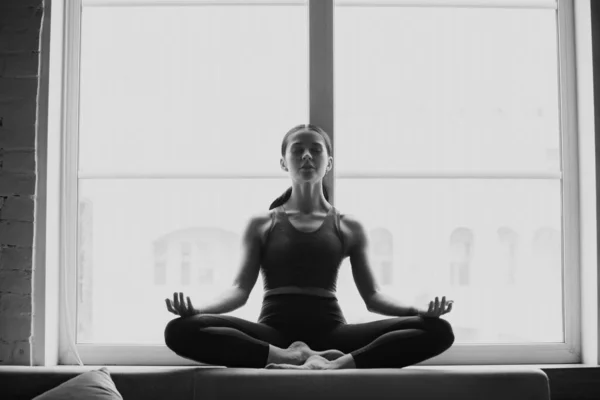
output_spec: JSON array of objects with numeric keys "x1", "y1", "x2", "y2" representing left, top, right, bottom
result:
[{"x1": 268, "y1": 124, "x2": 332, "y2": 210}]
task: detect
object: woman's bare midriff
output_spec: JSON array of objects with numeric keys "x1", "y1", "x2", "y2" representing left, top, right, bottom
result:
[{"x1": 263, "y1": 286, "x2": 337, "y2": 299}]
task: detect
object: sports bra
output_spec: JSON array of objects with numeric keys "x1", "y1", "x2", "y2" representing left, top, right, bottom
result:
[{"x1": 260, "y1": 205, "x2": 347, "y2": 298}]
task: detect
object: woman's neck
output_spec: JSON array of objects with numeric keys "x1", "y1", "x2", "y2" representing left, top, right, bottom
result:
[{"x1": 283, "y1": 201, "x2": 330, "y2": 215}]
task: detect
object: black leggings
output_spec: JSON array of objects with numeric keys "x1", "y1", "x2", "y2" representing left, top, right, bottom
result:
[{"x1": 164, "y1": 293, "x2": 455, "y2": 368}]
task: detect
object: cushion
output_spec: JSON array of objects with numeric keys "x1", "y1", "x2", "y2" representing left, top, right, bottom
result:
[
  {"x1": 32, "y1": 367, "x2": 123, "y2": 400},
  {"x1": 194, "y1": 367, "x2": 551, "y2": 400},
  {"x1": 0, "y1": 365, "x2": 197, "y2": 400}
]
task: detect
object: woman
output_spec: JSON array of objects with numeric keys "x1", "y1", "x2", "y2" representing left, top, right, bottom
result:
[{"x1": 164, "y1": 124, "x2": 455, "y2": 370}]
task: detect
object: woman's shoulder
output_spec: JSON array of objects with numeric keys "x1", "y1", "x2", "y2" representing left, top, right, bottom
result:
[
  {"x1": 251, "y1": 209, "x2": 275, "y2": 227},
  {"x1": 338, "y1": 210, "x2": 360, "y2": 244},
  {"x1": 250, "y1": 206, "x2": 359, "y2": 248},
  {"x1": 337, "y1": 208, "x2": 360, "y2": 227},
  {"x1": 251, "y1": 209, "x2": 280, "y2": 246},
  {"x1": 252, "y1": 205, "x2": 359, "y2": 224}
]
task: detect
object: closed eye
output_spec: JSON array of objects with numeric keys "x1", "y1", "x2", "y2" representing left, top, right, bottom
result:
[{"x1": 293, "y1": 148, "x2": 321, "y2": 153}]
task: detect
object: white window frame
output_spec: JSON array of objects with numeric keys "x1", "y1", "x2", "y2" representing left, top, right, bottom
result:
[{"x1": 34, "y1": 0, "x2": 598, "y2": 366}]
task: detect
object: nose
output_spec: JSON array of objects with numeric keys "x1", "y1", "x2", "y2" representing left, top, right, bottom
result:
[{"x1": 302, "y1": 149, "x2": 312, "y2": 159}]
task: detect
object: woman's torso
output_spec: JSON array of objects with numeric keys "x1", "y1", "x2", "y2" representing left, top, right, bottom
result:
[{"x1": 256, "y1": 205, "x2": 354, "y2": 299}]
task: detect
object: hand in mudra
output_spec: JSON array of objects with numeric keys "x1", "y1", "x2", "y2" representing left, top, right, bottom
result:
[
  {"x1": 419, "y1": 296, "x2": 453, "y2": 318},
  {"x1": 165, "y1": 292, "x2": 200, "y2": 317}
]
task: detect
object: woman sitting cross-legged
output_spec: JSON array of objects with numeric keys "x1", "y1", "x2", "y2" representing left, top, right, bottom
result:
[{"x1": 164, "y1": 124, "x2": 455, "y2": 370}]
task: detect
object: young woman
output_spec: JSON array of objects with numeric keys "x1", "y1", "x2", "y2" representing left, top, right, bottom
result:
[{"x1": 164, "y1": 124, "x2": 455, "y2": 370}]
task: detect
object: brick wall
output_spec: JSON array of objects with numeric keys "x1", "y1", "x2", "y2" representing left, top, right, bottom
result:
[{"x1": 0, "y1": 0, "x2": 44, "y2": 365}]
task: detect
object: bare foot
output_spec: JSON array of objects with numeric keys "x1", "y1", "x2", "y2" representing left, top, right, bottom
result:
[
  {"x1": 266, "y1": 354, "x2": 337, "y2": 370},
  {"x1": 287, "y1": 341, "x2": 345, "y2": 362}
]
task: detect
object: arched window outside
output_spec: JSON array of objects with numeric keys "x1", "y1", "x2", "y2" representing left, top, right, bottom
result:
[
  {"x1": 530, "y1": 226, "x2": 562, "y2": 341},
  {"x1": 195, "y1": 241, "x2": 214, "y2": 285},
  {"x1": 180, "y1": 242, "x2": 192, "y2": 285},
  {"x1": 152, "y1": 227, "x2": 238, "y2": 287},
  {"x1": 532, "y1": 227, "x2": 561, "y2": 274},
  {"x1": 497, "y1": 227, "x2": 519, "y2": 285},
  {"x1": 449, "y1": 228, "x2": 474, "y2": 287},
  {"x1": 153, "y1": 239, "x2": 168, "y2": 285},
  {"x1": 369, "y1": 228, "x2": 394, "y2": 285}
]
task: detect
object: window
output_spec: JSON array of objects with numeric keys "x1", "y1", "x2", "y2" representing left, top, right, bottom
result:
[
  {"x1": 180, "y1": 242, "x2": 192, "y2": 285},
  {"x1": 449, "y1": 228, "x2": 473, "y2": 287},
  {"x1": 153, "y1": 240, "x2": 168, "y2": 286},
  {"x1": 59, "y1": 0, "x2": 585, "y2": 365},
  {"x1": 371, "y1": 228, "x2": 393, "y2": 285},
  {"x1": 497, "y1": 227, "x2": 518, "y2": 286},
  {"x1": 77, "y1": 198, "x2": 94, "y2": 343}
]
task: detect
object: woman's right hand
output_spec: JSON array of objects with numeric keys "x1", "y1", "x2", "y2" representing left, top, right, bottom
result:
[
  {"x1": 418, "y1": 296, "x2": 453, "y2": 318},
  {"x1": 165, "y1": 292, "x2": 201, "y2": 317}
]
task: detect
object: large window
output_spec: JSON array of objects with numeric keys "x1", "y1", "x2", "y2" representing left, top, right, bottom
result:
[
  {"x1": 62, "y1": 0, "x2": 582, "y2": 365},
  {"x1": 76, "y1": 0, "x2": 309, "y2": 348}
]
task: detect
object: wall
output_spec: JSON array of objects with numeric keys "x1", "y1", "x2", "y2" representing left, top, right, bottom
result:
[{"x1": 0, "y1": 0, "x2": 43, "y2": 365}]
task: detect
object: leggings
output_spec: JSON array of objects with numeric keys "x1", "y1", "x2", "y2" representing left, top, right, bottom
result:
[{"x1": 164, "y1": 293, "x2": 455, "y2": 368}]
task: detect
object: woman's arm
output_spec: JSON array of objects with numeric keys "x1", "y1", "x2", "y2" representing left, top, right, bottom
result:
[
  {"x1": 344, "y1": 213, "x2": 419, "y2": 317},
  {"x1": 195, "y1": 285, "x2": 249, "y2": 314},
  {"x1": 195, "y1": 214, "x2": 263, "y2": 314},
  {"x1": 366, "y1": 291, "x2": 420, "y2": 317}
]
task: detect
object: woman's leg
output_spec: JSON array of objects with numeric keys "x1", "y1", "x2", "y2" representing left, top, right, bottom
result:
[
  {"x1": 318, "y1": 316, "x2": 455, "y2": 369},
  {"x1": 164, "y1": 314, "x2": 290, "y2": 368}
]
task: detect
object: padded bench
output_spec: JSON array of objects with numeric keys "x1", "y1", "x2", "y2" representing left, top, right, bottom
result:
[{"x1": 0, "y1": 365, "x2": 551, "y2": 400}]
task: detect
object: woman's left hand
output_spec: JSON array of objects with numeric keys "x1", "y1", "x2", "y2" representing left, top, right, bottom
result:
[{"x1": 418, "y1": 296, "x2": 453, "y2": 318}]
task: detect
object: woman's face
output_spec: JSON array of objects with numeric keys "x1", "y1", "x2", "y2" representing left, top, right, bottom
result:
[{"x1": 283, "y1": 130, "x2": 331, "y2": 179}]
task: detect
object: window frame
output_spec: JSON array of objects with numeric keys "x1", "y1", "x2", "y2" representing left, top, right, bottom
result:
[{"x1": 38, "y1": 0, "x2": 594, "y2": 366}]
